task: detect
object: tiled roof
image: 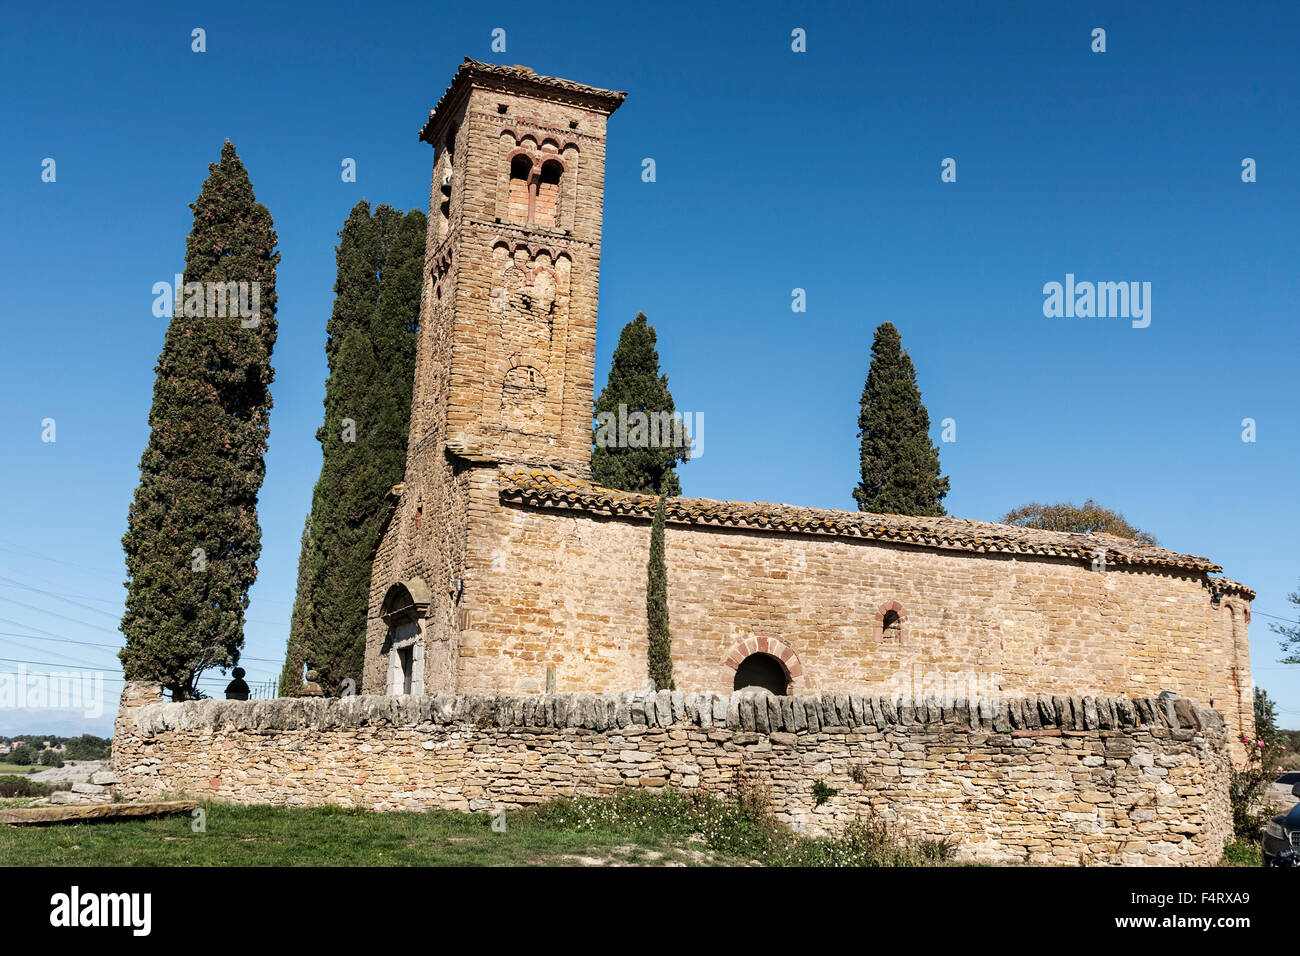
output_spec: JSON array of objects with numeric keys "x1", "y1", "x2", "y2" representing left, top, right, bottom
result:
[
  {"x1": 500, "y1": 469, "x2": 1238, "y2": 579},
  {"x1": 1209, "y1": 577, "x2": 1257, "y2": 600},
  {"x1": 419, "y1": 58, "x2": 627, "y2": 143}
]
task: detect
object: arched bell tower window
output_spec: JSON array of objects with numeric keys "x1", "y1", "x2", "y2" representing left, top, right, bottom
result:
[
  {"x1": 508, "y1": 154, "x2": 533, "y2": 224},
  {"x1": 535, "y1": 159, "x2": 563, "y2": 227},
  {"x1": 506, "y1": 152, "x2": 564, "y2": 227}
]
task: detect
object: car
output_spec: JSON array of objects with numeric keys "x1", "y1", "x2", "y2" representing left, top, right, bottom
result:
[{"x1": 1262, "y1": 782, "x2": 1300, "y2": 867}]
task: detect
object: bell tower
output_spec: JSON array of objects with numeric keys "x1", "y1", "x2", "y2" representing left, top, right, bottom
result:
[
  {"x1": 363, "y1": 61, "x2": 625, "y2": 695},
  {"x1": 413, "y1": 59, "x2": 626, "y2": 475}
]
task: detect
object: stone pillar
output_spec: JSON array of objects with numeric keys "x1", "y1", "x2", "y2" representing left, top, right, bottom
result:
[{"x1": 111, "y1": 681, "x2": 163, "y2": 783}]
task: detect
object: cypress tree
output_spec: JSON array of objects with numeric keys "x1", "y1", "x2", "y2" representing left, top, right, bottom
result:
[
  {"x1": 120, "y1": 141, "x2": 279, "y2": 699},
  {"x1": 852, "y1": 322, "x2": 949, "y2": 516},
  {"x1": 592, "y1": 312, "x2": 687, "y2": 495},
  {"x1": 278, "y1": 515, "x2": 312, "y2": 696},
  {"x1": 646, "y1": 494, "x2": 673, "y2": 691},
  {"x1": 290, "y1": 201, "x2": 425, "y2": 692}
]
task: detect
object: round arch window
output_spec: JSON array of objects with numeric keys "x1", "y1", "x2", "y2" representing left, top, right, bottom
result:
[{"x1": 733, "y1": 653, "x2": 788, "y2": 695}]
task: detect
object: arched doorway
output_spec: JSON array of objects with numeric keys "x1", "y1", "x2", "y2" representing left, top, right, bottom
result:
[
  {"x1": 380, "y1": 578, "x2": 431, "y2": 696},
  {"x1": 733, "y1": 653, "x2": 788, "y2": 695}
]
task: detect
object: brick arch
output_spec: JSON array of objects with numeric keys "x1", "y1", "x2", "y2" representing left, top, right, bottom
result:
[
  {"x1": 875, "y1": 600, "x2": 908, "y2": 643},
  {"x1": 720, "y1": 634, "x2": 803, "y2": 692}
]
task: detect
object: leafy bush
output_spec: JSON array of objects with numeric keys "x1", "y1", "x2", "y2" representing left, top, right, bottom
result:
[
  {"x1": 62, "y1": 734, "x2": 111, "y2": 760},
  {"x1": 1230, "y1": 690, "x2": 1288, "y2": 840},
  {"x1": 778, "y1": 816, "x2": 955, "y2": 867},
  {"x1": 0, "y1": 775, "x2": 53, "y2": 798},
  {"x1": 811, "y1": 780, "x2": 839, "y2": 806},
  {"x1": 1000, "y1": 498, "x2": 1156, "y2": 544},
  {"x1": 524, "y1": 769, "x2": 955, "y2": 867}
]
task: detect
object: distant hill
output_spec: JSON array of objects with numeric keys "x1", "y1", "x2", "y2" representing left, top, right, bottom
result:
[{"x1": 0, "y1": 709, "x2": 115, "y2": 738}]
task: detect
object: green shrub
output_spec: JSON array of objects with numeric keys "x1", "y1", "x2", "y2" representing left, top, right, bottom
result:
[
  {"x1": 811, "y1": 780, "x2": 839, "y2": 806},
  {"x1": 524, "y1": 769, "x2": 954, "y2": 867},
  {"x1": 1231, "y1": 691, "x2": 1288, "y2": 840},
  {"x1": 0, "y1": 775, "x2": 53, "y2": 798},
  {"x1": 1221, "y1": 840, "x2": 1262, "y2": 867},
  {"x1": 776, "y1": 816, "x2": 956, "y2": 866}
]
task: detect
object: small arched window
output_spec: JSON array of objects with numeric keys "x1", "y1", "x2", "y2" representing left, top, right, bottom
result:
[
  {"x1": 875, "y1": 601, "x2": 908, "y2": 643},
  {"x1": 535, "y1": 160, "x2": 563, "y2": 227},
  {"x1": 508, "y1": 154, "x2": 533, "y2": 224}
]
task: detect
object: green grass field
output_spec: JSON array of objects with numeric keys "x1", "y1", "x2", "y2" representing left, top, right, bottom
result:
[
  {"x1": 0, "y1": 786, "x2": 956, "y2": 867},
  {"x1": 0, "y1": 802, "x2": 742, "y2": 867},
  {"x1": 0, "y1": 788, "x2": 1253, "y2": 867},
  {"x1": 0, "y1": 763, "x2": 37, "y2": 775}
]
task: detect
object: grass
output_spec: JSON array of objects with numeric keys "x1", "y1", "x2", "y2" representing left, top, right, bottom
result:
[
  {"x1": 0, "y1": 763, "x2": 37, "y2": 775},
  {"x1": 0, "y1": 801, "x2": 735, "y2": 867},
  {"x1": 1220, "y1": 839, "x2": 1262, "y2": 867},
  {"x1": 0, "y1": 782, "x2": 956, "y2": 868}
]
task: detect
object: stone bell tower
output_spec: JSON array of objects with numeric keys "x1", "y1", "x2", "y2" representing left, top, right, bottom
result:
[
  {"x1": 412, "y1": 59, "x2": 626, "y2": 474},
  {"x1": 363, "y1": 61, "x2": 625, "y2": 695}
]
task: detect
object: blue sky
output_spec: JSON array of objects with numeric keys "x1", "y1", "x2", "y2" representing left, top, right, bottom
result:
[{"x1": 1, "y1": 0, "x2": 1297, "y2": 735}]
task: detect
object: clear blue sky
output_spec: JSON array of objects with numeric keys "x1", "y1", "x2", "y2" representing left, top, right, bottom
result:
[{"x1": 1, "y1": 0, "x2": 1297, "y2": 735}]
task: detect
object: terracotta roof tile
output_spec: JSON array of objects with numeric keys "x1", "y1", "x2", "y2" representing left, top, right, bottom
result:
[
  {"x1": 1208, "y1": 577, "x2": 1257, "y2": 600},
  {"x1": 499, "y1": 469, "x2": 1240, "y2": 581}
]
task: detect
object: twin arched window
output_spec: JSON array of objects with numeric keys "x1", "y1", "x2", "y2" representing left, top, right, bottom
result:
[{"x1": 508, "y1": 154, "x2": 564, "y2": 227}]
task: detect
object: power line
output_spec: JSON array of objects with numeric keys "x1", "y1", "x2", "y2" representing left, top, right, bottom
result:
[
  {"x1": 0, "y1": 655, "x2": 116, "y2": 671},
  {"x1": 0, "y1": 614, "x2": 283, "y2": 666},
  {"x1": 0, "y1": 595, "x2": 123, "y2": 636},
  {"x1": 0, "y1": 630, "x2": 121, "y2": 650},
  {"x1": 0, "y1": 542, "x2": 297, "y2": 608},
  {"x1": 0, "y1": 632, "x2": 119, "y2": 669},
  {"x1": 0, "y1": 664, "x2": 279, "y2": 686},
  {"x1": 1254, "y1": 609, "x2": 1300, "y2": 626},
  {"x1": 0, "y1": 576, "x2": 121, "y2": 618},
  {"x1": 0, "y1": 576, "x2": 287, "y2": 630},
  {"x1": 0, "y1": 613, "x2": 95, "y2": 642},
  {"x1": 0, "y1": 541, "x2": 124, "y2": 584}
]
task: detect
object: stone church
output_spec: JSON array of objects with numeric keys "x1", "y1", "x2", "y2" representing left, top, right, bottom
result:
[{"x1": 364, "y1": 59, "x2": 1255, "y2": 747}]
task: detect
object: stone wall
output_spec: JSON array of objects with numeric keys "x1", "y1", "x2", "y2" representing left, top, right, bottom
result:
[
  {"x1": 113, "y1": 682, "x2": 1232, "y2": 865},
  {"x1": 431, "y1": 481, "x2": 1255, "y2": 759}
]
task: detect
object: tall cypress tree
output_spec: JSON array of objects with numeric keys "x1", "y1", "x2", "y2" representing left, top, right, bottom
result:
[
  {"x1": 852, "y1": 322, "x2": 949, "y2": 516},
  {"x1": 278, "y1": 515, "x2": 312, "y2": 696},
  {"x1": 646, "y1": 494, "x2": 674, "y2": 691},
  {"x1": 286, "y1": 201, "x2": 425, "y2": 693},
  {"x1": 592, "y1": 312, "x2": 687, "y2": 495},
  {"x1": 120, "y1": 141, "x2": 279, "y2": 699}
]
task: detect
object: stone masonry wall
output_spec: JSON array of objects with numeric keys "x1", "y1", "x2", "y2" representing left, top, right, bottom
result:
[
  {"x1": 113, "y1": 682, "x2": 1232, "y2": 866},
  {"x1": 447, "y1": 485, "x2": 1254, "y2": 759}
]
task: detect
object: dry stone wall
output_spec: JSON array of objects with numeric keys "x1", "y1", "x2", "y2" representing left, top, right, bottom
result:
[{"x1": 113, "y1": 682, "x2": 1231, "y2": 865}]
